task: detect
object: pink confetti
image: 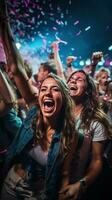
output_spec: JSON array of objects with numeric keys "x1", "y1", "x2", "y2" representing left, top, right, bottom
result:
[
  {"x1": 0, "y1": 38, "x2": 6, "y2": 63},
  {"x1": 24, "y1": 0, "x2": 30, "y2": 8},
  {"x1": 76, "y1": 30, "x2": 82, "y2": 36},
  {"x1": 74, "y1": 20, "x2": 80, "y2": 25}
]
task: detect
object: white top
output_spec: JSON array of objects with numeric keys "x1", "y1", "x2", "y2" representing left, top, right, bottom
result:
[
  {"x1": 29, "y1": 145, "x2": 48, "y2": 166},
  {"x1": 90, "y1": 120, "x2": 107, "y2": 142}
]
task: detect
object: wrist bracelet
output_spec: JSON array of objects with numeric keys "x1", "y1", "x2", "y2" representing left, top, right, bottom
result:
[{"x1": 79, "y1": 178, "x2": 87, "y2": 192}]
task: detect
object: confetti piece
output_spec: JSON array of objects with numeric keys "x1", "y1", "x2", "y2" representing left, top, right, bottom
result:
[
  {"x1": 53, "y1": 27, "x2": 57, "y2": 30},
  {"x1": 7, "y1": 0, "x2": 111, "y2": 71},
  {"x1": 76, "y1": 30, "x2": 82, "y2": 36},
  {"x1": 85, "y1": 26, "x2": 91, "y2": 31},
  {"x1": 74, "y1": 20, "x2": 80, "y2": 25}
]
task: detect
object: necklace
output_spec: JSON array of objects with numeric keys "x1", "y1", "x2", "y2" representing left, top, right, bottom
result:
[{"x1": 47, "y1": 128, "x2": 55, "y2": 144}]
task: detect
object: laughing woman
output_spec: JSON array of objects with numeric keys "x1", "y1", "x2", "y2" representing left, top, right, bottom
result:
[
  {"x1": 0, "y1": 1, "x2": 78, "y2": 199},
  {"x1": 59, "y1": 70, "x2": 112, "y2": 200},
  {"x1": 1, "y1": 73, "x2": 78, "y2": 200}
]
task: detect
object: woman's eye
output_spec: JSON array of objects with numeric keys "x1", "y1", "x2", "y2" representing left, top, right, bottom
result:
[
  {"x1": 40, "y1": 88, "x2": 46, "y2": 92},
  {"x1": 77, "y1": 78, "x2": 84, "y2": 82},
  {"x1": 52, "y1": 87, "x2": 60, "y2": 92}
]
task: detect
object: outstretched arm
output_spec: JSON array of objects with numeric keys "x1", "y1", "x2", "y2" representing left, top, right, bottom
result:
[
  {"x1": 0, "y1": 68, "x2": 16, "y2": 115},
  {"x1": 0, "y1": 68, "x2": 15, "y2": 104},
  {"x1": 51, "y1": 41, "x2": 66, "y2": 80},
  {"x1": 0, "y1": 0, "x2": 37, "y2": 107},
  {"x1": 91, "y1": 51, "x2": 103, "y2": 77}
]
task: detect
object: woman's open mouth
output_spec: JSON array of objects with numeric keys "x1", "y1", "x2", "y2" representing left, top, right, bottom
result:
[
  {"x1": 69, "y1": 85, "x2": 77, "y2": 91},
  {"x1": 43, "y1": 99, "x2": 55, "y2": 112}
]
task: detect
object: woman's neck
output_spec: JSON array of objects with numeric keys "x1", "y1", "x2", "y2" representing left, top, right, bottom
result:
[
  {"x1": 46, "y1": 127, "x2": 55, "y2": 144},
  {"x1": 41, "y1": 123, "x2": 56, "y2": 152},
  {"x1": 44, "y1": 119, "x2": 56, "y2": 140},
  {"x1": 43, "y1": 114, "x2": 60, "y2": 130},
  {"x1": 74, "y1": 104, "x2": 84, "y2": 119}
]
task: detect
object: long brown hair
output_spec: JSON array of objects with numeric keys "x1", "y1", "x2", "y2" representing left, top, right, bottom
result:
[
  {"x1": 68, "y1": 70, "x2": 112, "y2": 138},
  {"x1": 32, "y1": 73, "x2": 78, "y2": 154}
]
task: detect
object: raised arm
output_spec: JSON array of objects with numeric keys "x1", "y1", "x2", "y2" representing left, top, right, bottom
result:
[
  {"x1": 0, "y1": 68, "x2": 15, "y2": 103},
  {"x1": 0, "y1": 67, "x2": 16, "y2": 115},
  {"x1": 51, "y1": 41, "x2": 66, "y2": 80},
  {"x1": 0, "y1": 0, "x2": 37, "y2": 107},
  {"x1": 91, "y1": 51, "x2": 103, "y2": 77}
]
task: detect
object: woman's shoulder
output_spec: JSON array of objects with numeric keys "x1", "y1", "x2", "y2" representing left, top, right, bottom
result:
[
  {"x1": 90, "y1": 120, "x2": 105, "y2": 129},
  {"x1": 23, "y1": 105, "x2": 37, "y2": 125},
  {"x1": 26, "y1": 105, "x2": 38, "y2": 116},
  {"x1": 90, "y1": 120, "x2": 107, "y2": 141}
]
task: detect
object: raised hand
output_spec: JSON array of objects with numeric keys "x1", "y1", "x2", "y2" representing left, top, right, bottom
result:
[
  {"x1": 51, "y1": 41, "x2": 59, "y2": 51},
  {"x1": 91, "y1": 51, "x2": 103, "y2": 65}
]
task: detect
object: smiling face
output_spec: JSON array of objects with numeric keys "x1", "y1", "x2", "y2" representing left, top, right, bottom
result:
[
  {"x1": 68, "y1": 72, "x2": 87, "y2": 98},
  {"x1": 99, "y1": 72, "x2": 109, "y2": 86},
  {"x1": 38, "y1": 77, "x2": 63, "y2": 122}
]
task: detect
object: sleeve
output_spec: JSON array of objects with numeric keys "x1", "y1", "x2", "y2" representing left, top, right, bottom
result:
[
  {"x1": 90, "y1": 121, "x2": 107, "y2": 142},
  {"x1": 2, "y1": 108, "x2": 22, "y2": 135}
]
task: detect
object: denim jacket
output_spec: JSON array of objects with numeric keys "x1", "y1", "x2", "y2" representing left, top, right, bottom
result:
[
  {"x1": 6, "y1": 106, "x2": 37, "y2": 164},
  {"x1": 0, "y1": 108, "x2": 22, "y2": 151},
  {"x1": 45, "y1": 132, "x2": 63, "y2": 200},
  {"x1": 6, "y1": 106, "x2": 63, "y2": 200}
]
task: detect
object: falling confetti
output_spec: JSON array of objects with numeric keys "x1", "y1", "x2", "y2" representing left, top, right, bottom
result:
[{"x1": 5, "y1": 0, "x2": 112, "y2": 73}]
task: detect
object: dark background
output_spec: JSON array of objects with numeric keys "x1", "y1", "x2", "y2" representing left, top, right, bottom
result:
[{"x1": 7, "y1": 0, "x2": 112, "y2": 70}]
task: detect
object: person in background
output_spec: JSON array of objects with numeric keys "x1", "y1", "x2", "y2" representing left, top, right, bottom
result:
[
  {"x1": 95, "y1": 67, "x2": 110, "y2": 96},
  {"x1": 99, "y1": 79, "x2": 112, "y2": 121},
  {"x1": 95, "y1": 67, "x2": 111, "y2": 115},
  {"x1": 59, "y1": 70, "x2": 112, "y2": 200},
  {"x1": 83, "y1": 51, "x2": 103, "y2": 77},
  {"x1": 33, "y1": 61, "x2": 58, "y2": 97},
  {"x1": 33, "y1": 41, "x2": 67, "y2": 90},
  {"x1": 48, "y1": 52, "x2": 55, "y2": 62},
  {"x1": 51, "y1": 41, "x2": 66, "y2": 80},
  {"x1": 65, "y1": 55, "x2": 77, "y2": 77},
  {"x1": 51, "y1": 41, "x2": 78, "y2": 80},
  {"x1": 106, "y1": 80, "x2": 112, "y2": 120}
]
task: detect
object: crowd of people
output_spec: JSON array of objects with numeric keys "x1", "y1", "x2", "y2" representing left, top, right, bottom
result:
[{"x1": 0, "y1": 0, "x2": 112, "y2": 200}]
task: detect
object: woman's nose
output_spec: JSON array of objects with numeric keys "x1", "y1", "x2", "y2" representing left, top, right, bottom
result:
[
  {"x1": 45, "y1": 88, "x2": 52, "y2": 95},
  {"x1": 70, "y1": 79, "x2": 77, "y2": 84}
]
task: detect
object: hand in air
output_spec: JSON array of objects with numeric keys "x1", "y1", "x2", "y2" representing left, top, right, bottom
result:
[{"x1": 91, "y1": 51, "x2": 103, "y2": 65}]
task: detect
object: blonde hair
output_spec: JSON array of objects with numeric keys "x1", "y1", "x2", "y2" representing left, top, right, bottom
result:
[{"x1": 95, "y1": 67, "x2": 110, "y2": 82}]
